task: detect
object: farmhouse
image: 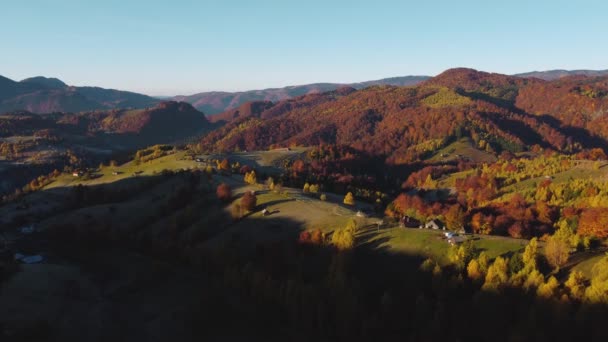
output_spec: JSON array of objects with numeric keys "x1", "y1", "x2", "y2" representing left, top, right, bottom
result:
[
  {"x1": 400, "y1": 216, "x2": 421, "y2": 228},
  {"x1": 425, "y1": 219, "x2": 445, "y2": 230}
]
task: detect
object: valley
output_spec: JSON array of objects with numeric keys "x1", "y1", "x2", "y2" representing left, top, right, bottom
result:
[{"x1": 3, "y1": 68, "x2": 608, "y2": 341}]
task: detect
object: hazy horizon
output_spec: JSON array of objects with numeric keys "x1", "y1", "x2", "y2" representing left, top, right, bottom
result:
[{"x1": 2, "y1": 0, "x2": 607, "y2": 95}]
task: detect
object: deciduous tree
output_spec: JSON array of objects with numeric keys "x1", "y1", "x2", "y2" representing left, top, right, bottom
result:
[
  {"x1": 578, "y1": 208, "x2": 608, "y2": 238},
  {"x1": 343, "y1": 192, "x2": 355, "y2": 206},
  {"x1": 216, "y1": 183, "x2": 232, "y2": 202},
  {"x1": 241, "y1": 191, "x2": 257, "y2": 212},
  {"x1": 544, "y1": 236, "x2": 570, "y2": 270},
  {"x1": 445, "y1": 204, "x2": 465, "y2": 231}
]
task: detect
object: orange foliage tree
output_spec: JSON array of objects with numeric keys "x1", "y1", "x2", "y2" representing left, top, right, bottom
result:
[
  {"x1": 241, "y1": 191, "x2": 257, "y2": 212},
  {"x1": 578, "y1": 208, "x2": 608, "y2": 238},
  {"x1": 216, "y1": 183, "x2": 232, "y2": 202}
]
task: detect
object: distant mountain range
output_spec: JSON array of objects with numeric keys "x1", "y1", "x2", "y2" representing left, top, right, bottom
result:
[
  {"x1": 2, "y1": 69, "x2": 608, "y2": 115},
  {"x1": 172, "y1": 76, "x2": 430, "y2": 115},
  {"x1": 514, "y1": 69, "x2": 608, "y2": 80},
  {"x1": 0, "y1": 75, "x2": 160, "y2": 114}
]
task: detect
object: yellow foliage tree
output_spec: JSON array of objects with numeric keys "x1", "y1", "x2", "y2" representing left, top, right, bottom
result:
[
  {"x1": 544, "y1": 236, "x2": 570, "y2": 270},
  {"x1": 522, "y1": 238, "x2": 539, "y2": 271},
  {"x1": 482, "y1": 256, "x2": 509, "y2": 291},
  {"x1": 343, "y1": 192, "x2": 355, "y2": 206},
  {"x1": 331, "y1": 225, "x2": 355, "y2": 250},
  {"x1": 565, "y1": 270, "x2": 587, "y2": 300},
  {"x1": 467, "y1": 259, "x2": 483, "y2": 281},
  {"x1": 331, "y1": 219, "x2": 358, "y2": 250},
  {"x1": 585, "y1": 254, "x2": 608, "y2": 303},
  {"x1": 244, "y1": 170, "x2": 257, "y2": 185},
  {"x1": 522, "y1": 269, "x2": 545, "y2": 291},
  {"x1": 537, "y1": 276, "x2": 559, "y2": 298},
  {"x1": 266, "y1": 177, "x2": 275, "y2": 190}
]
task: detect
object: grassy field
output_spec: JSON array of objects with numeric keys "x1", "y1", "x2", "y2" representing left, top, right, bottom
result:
[
  {"x1": 427, "y1": 138, "x2": 497, "y2": 164},
  {"x1": 45, "y1": 151, "x2": 199, "y2": 189},
  {"x1": 365, "y1": 227, "x2": 528, "y2": 265},
  {"x1": 571, "y1": 252, "x2": 608, "y2": 278},
  {"x1": 6, "y1": 149, "x2": 599, "y2": 274},
  {"x1": 501, "y1": 160, "x2": 608, "y2": 194},
  {"x1": 230, "y1": 189, "x2": 364, "y2": 234},
  {"x1": 197, "y1": 147, "x2": 309, "y2": 175}
]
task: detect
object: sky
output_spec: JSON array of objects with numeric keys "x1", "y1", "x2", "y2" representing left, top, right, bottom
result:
[{"x1": 1, "y1": 0, "x2": 607, "y2": 96}]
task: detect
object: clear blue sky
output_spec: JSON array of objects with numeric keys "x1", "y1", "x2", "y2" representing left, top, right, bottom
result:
[{"x1": 1, "y1": 0, "x2": 606, "y2": 95}]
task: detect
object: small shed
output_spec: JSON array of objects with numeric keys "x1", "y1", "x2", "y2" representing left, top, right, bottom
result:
[{"x1": 447, "y1": 235, "x2": 466, "y2": 245}]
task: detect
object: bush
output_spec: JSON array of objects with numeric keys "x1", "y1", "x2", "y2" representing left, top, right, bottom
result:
[
  {"x1": 218, "y1": 159, "x2": 230, "y2": 171},
  {"x1": 240, "y1": 165, "x2": 252, "y2": 174},
  {"x1": 299, "y1": 231, "x2": 312, "y2": 244},
  {"x1": 231, "y1": 203, "x2": 242, "y2": 220},
  {"x1": 320, "y1": 194, "x2": 327, "y2": 201},
  {"x1": 244, "y1": 171, "x2": 257, "y2": 185},
  {"x1": 311, "y1": 229, "x2": 324, "y2": 244},
  {"x1": 241, "y1": 191, "x2": 257, "y2": 212},
  {"x1": 216, "y1": 183, "x2": 232, "y2": 202}
]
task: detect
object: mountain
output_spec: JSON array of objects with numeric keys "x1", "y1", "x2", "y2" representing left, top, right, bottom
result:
[
  {"x1": 514, "y1": 69, "x2": 608, "y2": 80},
  {"x1": 173, "y1": 76, "x2": 430, "y2": 115},
  {"x1": 0, "y1": 75, "x2": 160, "y2": 114},
  {"x1": 196, "y1": 68, "x2": 608, "y2": 164}
]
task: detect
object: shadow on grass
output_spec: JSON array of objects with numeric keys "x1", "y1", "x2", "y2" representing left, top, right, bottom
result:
[{"x1": 2, "y1": 170, "x2": 608, "y2": 342}]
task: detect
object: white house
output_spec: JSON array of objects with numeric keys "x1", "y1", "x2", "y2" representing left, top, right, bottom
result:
[{"x1": 425, "y1": 219, "x2": 445, "y2": 230}]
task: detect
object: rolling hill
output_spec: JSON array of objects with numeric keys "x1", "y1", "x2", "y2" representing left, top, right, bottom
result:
[
  {"x1": 0, "y1": 101, "x2": 210, "y2": 194},
  {"x1": 196, "y1": 68, "x2": 608, "y2": 164},
  {"x1": 0, "y1": 75, "x2": 160, "y2": 114},
  {"x1": 1, "y1": 101, "x2": 210, "y2": 146}
]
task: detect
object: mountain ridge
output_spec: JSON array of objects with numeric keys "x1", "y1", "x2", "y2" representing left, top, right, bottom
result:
[
  {"x1": 514, "y1": 69, "x2": 608, "y2": 80},
  {"x1": 0, "y1": 75, "x2": 160, "y2": 114},
  {"x1": 3, "y1": 69, "x2": 608, "y2": 115},
  {"x1": 173, "y1": 76, "x2": 430, "y2": 115},
  {"x1": 195, "y1": 68, "x2": 608, "y2": 164}
]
